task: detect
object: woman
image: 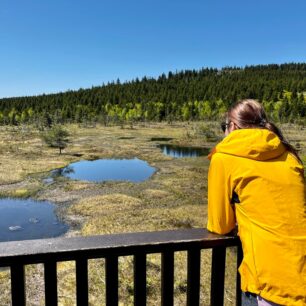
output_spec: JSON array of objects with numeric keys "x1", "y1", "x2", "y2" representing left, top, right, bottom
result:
[{"x1": 207, "y1": 99, "x2": 306, "y2": 306}]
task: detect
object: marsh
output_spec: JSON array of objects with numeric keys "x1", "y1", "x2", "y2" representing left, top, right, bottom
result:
[{"x1": 0, "y1": 121, "x2": 304, "y2": 305}]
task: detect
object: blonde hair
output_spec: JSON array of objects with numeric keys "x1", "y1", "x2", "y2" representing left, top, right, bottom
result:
[{"x1": 227, "y1": 99, "x2": 301, "y2": 162}]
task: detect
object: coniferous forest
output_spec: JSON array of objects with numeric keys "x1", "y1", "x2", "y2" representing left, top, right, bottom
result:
[{"x1": 0, "y1": 63, "x2": 305, "y2": 126}]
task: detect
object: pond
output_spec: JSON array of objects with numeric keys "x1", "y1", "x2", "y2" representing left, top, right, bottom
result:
[
  {"x1": 158, "y1": 144, "x2": 210, "y2": 158},
  {"x1": 50, "y1": 158, "x2": 156, "y2": 183},
  {"x1": 0, "y1": 198, "x2": 68, "y2": 242}
]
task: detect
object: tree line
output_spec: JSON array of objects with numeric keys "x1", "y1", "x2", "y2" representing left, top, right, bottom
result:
[{"x1": 0, "y1": 63, "x2": 305, "y2": 126}]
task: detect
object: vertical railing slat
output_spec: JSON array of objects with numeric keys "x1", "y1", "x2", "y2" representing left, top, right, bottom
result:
[
  {"x1": 187, "y1": 248, "x2": 201, "y2": 306},
  {"x1": 11, "y1": 264, "x2": 26, "y2": 306},
  {"x1": 134, "y1": 253, "x2": 146, "y2": 306},
  {"x1": 236, "y1": 243, "x2": 243, "y2": 306},
  {"x1": 44, "y1": 260, "x2": 58, "y2": 306},
  {"x1": 76, "y1": 257, "x2": 89, "y2": 306},
  {"x1": 105, "y1": 256, "x2": 118, "y2": 306},
  {"x1": 210, "y1": 246, "x2": 226, "y2": 306},
  {"x1": 161, "y1": 251, "x2": 174, "y2": 306}
]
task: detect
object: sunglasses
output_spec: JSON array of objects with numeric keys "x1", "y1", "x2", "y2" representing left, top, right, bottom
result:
[{"x1": 220, "y1": 122, "x2": 230, "y2": 132}]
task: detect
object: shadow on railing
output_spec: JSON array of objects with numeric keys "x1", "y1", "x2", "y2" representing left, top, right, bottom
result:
[{"x1": 0, "y1": 228, "x2": 242, "y2": 306}]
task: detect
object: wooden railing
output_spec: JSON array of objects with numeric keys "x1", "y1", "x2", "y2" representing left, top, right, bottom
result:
[{"x1": 0, "y1": 228, "x2": 242, "y2": 306}]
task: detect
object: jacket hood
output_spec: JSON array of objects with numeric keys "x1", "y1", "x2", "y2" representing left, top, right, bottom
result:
[{"x1": 209, "y1": 129, "x2": 286, "y2": 161}]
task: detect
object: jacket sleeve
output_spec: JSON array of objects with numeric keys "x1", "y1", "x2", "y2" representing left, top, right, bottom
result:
[{"x1": 207, "y1": 154, "x2": 236, "y2": 234}]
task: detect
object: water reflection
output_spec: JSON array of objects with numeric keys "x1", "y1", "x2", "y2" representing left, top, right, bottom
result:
[
  {"x1": 51, "y1": 166, "x2": 75, "y2": 177},
  {"x1": 118, "y1": 136, "x2": 135, "y2": 140},
  {"x1": 43, "y1": 166, "x2": 75, "y2": 184},
  {"x1": 151, "y1": 137, "x2": 173, "y2": 142},
  {"x1": 0, "y1": 198, "x2": 68, "y2": 242},
  {"x1": 158, "y1": 144, "x2": 210, "y2": 158},
  {"x1": 49, "y1": 158, "x2": 156, "y2": 183}
]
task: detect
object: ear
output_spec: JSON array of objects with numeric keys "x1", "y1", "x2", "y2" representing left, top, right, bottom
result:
[{"x1": 229, "y1": 121, "x2": 237, "y2": 131}]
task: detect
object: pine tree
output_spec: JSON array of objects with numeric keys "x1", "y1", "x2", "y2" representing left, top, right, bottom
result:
[{"x1": 42, "y1": 125, "x2": 69, "y2": 154}]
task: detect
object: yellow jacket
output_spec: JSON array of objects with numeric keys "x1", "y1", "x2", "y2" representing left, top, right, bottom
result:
[{"x1": 207, "y1": 129, "x2": 306, "y2": 305}]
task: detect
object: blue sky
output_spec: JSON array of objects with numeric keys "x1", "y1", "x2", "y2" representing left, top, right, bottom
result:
[{"x1": 0, "y1": 0, "x2": 305, "y2": 98}]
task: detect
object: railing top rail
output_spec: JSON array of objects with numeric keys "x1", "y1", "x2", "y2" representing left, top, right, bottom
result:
[{"x1": 0, "y1": 228, "x2": 239, "y2": 266}]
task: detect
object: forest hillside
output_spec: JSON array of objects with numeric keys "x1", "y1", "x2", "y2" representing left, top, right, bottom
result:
[{"x1": 0, "y1": 63, "x2": 305, "y2": 126}]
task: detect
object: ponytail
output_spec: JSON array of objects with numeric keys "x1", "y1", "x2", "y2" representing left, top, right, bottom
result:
[{"x1": 264, "y1": 121, "x2": 302, "y2": 164}]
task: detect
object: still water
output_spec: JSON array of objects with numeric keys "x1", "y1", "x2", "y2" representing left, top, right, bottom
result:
[
  {"x1": 0, "y1": 198, "x2": 68, "y2": 242},
  {"x1": 158, "y1": 144, "x2": 210, "y2": 158},
  {"x1": 151, "y1": 137, "x2": 173, "y2": 141},
  {"x1": 51, "y1": 158, "x2": 156, "y2": 182}
]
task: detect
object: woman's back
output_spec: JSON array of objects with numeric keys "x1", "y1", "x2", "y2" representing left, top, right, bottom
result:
[{"x1": 207, "y1": 125, "x2": 305, "y2": 305}]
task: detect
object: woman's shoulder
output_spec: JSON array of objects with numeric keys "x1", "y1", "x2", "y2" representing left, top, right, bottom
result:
[{"x1": 210, "y1": 151, "x2": 242, "y2": 169}]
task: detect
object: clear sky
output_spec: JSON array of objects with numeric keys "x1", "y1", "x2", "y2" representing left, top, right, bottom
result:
[{"x1": 0, "y1": 0, "x2": 305, "y2": 98}]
